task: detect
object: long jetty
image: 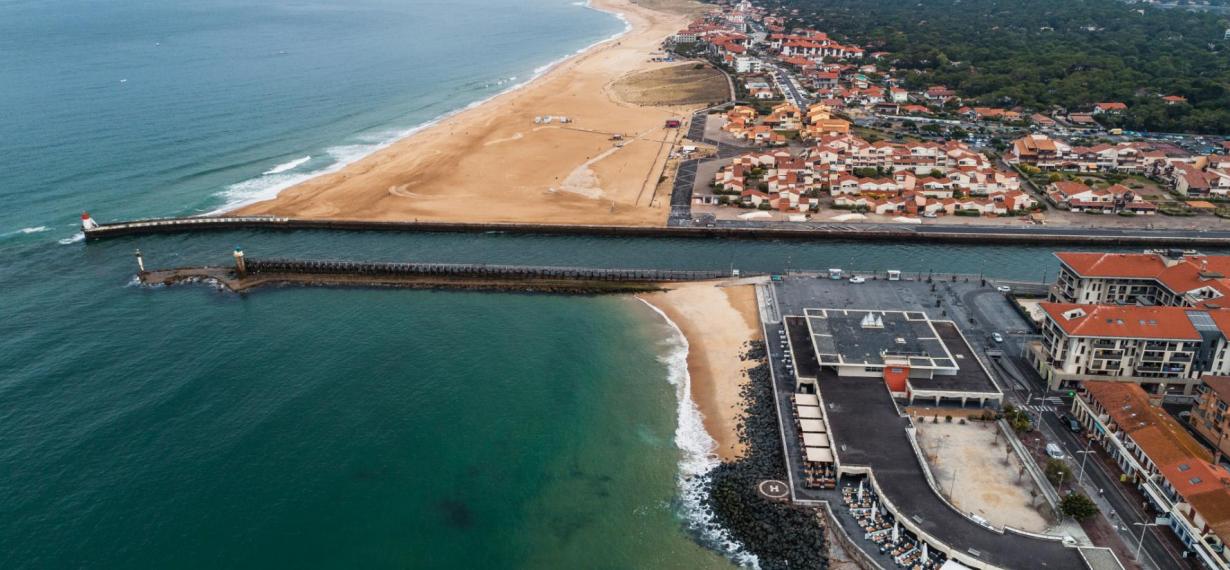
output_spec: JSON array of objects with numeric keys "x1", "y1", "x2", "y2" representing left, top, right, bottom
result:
[
  {"x1": 81, "y1": 214, "x2": 1230, "y2": 246},
  {"x1": 139, "y1": 253, "x2": 734, "y2": 294}
]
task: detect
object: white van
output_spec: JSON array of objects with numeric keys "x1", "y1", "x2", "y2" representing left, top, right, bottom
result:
[{"x1": 1046, "y1": 443, "x2": 1065, "y2": 460}]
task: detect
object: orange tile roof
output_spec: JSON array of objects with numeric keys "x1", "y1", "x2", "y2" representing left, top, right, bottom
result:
[
  {"x1": 1203, "y1": 376, "x2": 1230, "y2": 402},
  {"x1": 1040, "y1": 302, "x2": 1203, "y2": 340},
  {"x1": 1085, "y1": 382, "x2": 1213, "y2": 457},
  {"x1": 1056, "y1": 252, "x2": 1175, "y2": 278},
  {"x1": 1162, "y1": 460, "x2": 1228, "y2": 498}
]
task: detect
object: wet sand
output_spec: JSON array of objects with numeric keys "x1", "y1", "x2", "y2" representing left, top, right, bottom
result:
[
  {"x1": 641, "y1": 282, "x2": 762, "y2": 461},
  {"x1": 232, "y1": 0, "x2": 704, "y2": 226}
]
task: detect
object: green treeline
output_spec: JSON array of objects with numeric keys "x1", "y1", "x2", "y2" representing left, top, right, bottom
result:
[{"x1": 764, "y1": 0, "x2": 1230, "y2": 133}]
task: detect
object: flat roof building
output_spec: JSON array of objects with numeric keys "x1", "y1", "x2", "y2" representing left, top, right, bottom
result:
[{"x1": 791, "y1": 308, "x2": 1001, "y2": 407}]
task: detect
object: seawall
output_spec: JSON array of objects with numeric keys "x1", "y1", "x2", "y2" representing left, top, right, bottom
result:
[
  {"x1": 139, "y1": 258, "x2": 733, "y2": 294},
  {"x1": 82, "y1": 215, "x2": 1230, "y2": 246}
]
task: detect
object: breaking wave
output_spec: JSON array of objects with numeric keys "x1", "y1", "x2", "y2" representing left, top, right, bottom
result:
[
  {"x1": 262, "y1": 155, "x2": 311, "y2": 175},
  {"x1": 208, "y1": 0, "x2": 633, "y2": 214},
  {"x1": 636, "y1": 298, "x2": 760, "y2": 569}
]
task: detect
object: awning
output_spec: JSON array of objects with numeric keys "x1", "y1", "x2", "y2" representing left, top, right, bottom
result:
[
  {"x1": 796, "y1": 405, "x2": 821, "y2": 419},
  {"x1": 796, "y1": 393, "x2": 820, "y2": 407},
  {"x1": 803, "y1": 433, "x2": 830, "y2": 447},
  {"x1": 805, "y1": 446, "x2": 834, "y2": 463},
  {"x1": 799, "y1": 419, "x2": 826, "y2": 433}
]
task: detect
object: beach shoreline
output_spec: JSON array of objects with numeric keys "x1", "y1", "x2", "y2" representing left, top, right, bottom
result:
[
  {"x1": 639, "y1": 281, "x2": 763, "y2": 462},
  {"x1": 229, "y1": 0, "x2": 706, "y2": 226}
]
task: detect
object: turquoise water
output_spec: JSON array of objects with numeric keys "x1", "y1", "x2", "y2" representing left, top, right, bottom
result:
[
  {"x1": 0, "y1": 0, "x2": 1200, "y2": 567},
  {"x1": 0, "y1": 226, "x2": 1136, "y2": 568}
]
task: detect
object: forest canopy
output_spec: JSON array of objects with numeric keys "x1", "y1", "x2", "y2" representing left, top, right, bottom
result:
[{"x1": 762, "y1": 0, "x2": 1230, "y2": 134}]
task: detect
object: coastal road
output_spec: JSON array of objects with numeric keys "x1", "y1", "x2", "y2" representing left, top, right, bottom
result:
[
  {"x1": 969, "y1": 312, "x2": 1195, "y2": 569},
  {"x1": 1037, "y1": 404, "x2": 1196, "y2": 570},
  {"x1": 952, "y1": 289, "x2": 1191, "y2": 569},
  {"x1": 682, "y1": 217, "x2": 1230, "y2": 242}
]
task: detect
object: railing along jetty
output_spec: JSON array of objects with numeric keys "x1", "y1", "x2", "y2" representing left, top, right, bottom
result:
[
  {"x1": 244, "y1": 258, "x2": 727, "y2": 282},
  {"x1": 78, "y1": 213, "x2": 1230, "y2": 246}
]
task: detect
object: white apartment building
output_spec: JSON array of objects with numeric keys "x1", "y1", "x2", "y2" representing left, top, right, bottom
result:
[
  {"x1": 1051, "y1": 251, "x2": 1230, "y2": 308},
  {"x1": 1034, "y1": 302, "x2": 1230, "y2": 395}
]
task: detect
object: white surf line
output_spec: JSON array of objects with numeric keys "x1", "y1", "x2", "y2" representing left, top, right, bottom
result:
[{"x1": 634, "y1": 296, "x2": 761, "y2": 569}]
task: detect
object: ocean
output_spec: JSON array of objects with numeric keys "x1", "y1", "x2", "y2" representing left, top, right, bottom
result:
[{"x1": 0, "y1": 0, "x2": 1173, "y2": 568}]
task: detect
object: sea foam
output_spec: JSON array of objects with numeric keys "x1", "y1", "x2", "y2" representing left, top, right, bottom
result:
[
  {"x1": 262, "y1": 155, "x2": 311, "y2": 175},
  {"x1": 207, "y1": 0, "x2": 633, "y2": 214},
  {"x1": 636, "y1": 298, "x2": 760, "y2": 569},
  {"x1": 1, "y1": 226, "x2": 50, "y2": 239}
]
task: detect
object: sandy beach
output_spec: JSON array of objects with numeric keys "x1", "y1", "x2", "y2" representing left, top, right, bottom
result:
[
  {"x1": 641, "y1": 282, "x2": 763, "y2": 461},
  {"x1": 233, "y1": 0, "x2": 715, "y2": 226}
]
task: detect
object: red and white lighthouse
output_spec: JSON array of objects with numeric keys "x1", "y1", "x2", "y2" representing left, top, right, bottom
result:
[{"x1": 81, "y1": 212, "x2": 98, "y2": 230}]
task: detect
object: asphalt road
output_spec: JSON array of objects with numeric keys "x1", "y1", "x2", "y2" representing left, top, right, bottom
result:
[{"x1": 969, "y1": 304, "x2": 1197, "y2": 570}]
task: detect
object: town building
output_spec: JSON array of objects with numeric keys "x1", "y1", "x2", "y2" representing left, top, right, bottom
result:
[
  {"x1": 1050, "y1": 251, "x2": 1230, "y2": 308},
  {"x1": 1035, "y1": 302, "x2": 1230, "y2": 395},
  {"x1": 1044, "y1": 181, "x2": 1156, "y2": 215},
  {"x1": 788, "y1": 308, "x2": 1002, "y2": 407},
  {"x1": 1032, "y1": 251, "x2": 1230, "y2": 395},
  {"x1": 1009, "y1": 134, "x2": 1193, "y2": 174},
  {"x1": 1072, "y1": 381, "x2": 1230, "y2": 568},
  {"x1": 1190, "y1": 375, "x2": 1230, "y2": 462}
]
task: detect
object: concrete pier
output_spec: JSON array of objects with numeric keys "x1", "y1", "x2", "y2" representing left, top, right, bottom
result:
[
  {"x1": 138, "y1": 257, "x2": 735, "y2": 294},
  {"x1": 80, "y1": 214, "x2": 1230, "y2": 246}
]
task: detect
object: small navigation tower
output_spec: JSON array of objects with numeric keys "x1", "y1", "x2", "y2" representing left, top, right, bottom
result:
[{"x1": 233, "y1": 247, "x2": 247, "y2": 277}]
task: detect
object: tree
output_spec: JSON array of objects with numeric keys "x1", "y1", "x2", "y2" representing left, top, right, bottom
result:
[
  {"x1": 1045, "y1": 458, "x2": 1072, "y2": 487},
  {"x1": 763, "y1": 0, "x2": 1230, "y2": 134},
  {"x1": 1060, "y1": 492, "x2": 1099, "y2": 521}
]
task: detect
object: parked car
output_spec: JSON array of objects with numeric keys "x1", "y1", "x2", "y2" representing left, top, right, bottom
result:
[
  {"x1": 991, "y1": 332, "x2": 1004, "y2": 343},
  {"x1": 1046, "y1": 443, "x2": 1066, "y2": 460},
  {"x1": 996, "y1": 285, "x2": 1011, "y2": 293},
  {"x1": 1067, "y1": 417, "x2": 1082, "y2": 433},
  {"x1": 849, "y1": 275, "x2": 866, "y2": 284}
]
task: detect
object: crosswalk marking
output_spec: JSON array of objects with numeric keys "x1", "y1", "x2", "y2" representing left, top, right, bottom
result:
[{"x1": 1023, "y1": 405, "x2": 1057, "y2": 412}]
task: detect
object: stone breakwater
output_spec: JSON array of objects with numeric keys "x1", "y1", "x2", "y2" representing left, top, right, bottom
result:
[{"x1": 699, "y1": 341, "x2": 828, "y2": 570}]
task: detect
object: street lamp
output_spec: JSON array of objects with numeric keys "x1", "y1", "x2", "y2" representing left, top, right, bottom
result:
[
  {"x1": 1076, "y1": 440, "x2": 1096, "y2": 485},
  {"x1": 1134, "y1": 521, "x2": 1160, "y2": 560}
]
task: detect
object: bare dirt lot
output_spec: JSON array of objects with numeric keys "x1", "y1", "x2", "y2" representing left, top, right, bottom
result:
[
  {"x1": 915, "y1": 419, "x2": 1052, "y2": 533},
  {"x1": 611, "y1": 63, "x2": 729, "y2": 107}
]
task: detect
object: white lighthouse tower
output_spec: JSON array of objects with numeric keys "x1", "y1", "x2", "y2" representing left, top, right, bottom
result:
[
  {"x1": 233, "y1": 247, "x2": 247, "y2": 276},
  {"x1": 134, "y1": 249, "x2": 145, "y2": 273},
  {"x1": 81, "y1": 212, "x2": 98, "y2": 231}
]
